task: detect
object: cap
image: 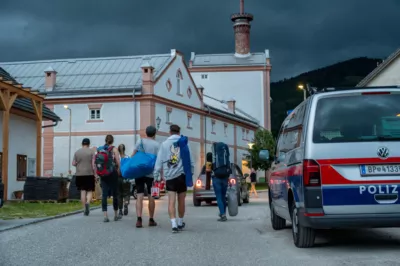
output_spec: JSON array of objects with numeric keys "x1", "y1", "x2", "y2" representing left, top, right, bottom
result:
[
  {"x1": 146, "y1": 125, "x2": 157, "y2": 137},
  {"x1": 82, "y1": 138, "x2": 90, "y2": 145}
]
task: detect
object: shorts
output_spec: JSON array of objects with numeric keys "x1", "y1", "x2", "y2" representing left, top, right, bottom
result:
[
  {"x1": 75, "y1": 175, "x2": 95, "y2": 191},
  {"x1": 166, "y1": 174, "x2": 187, "y2": 194},
  {"x1": 135, "y1": 177, "x2": 154, "y2": 194}
]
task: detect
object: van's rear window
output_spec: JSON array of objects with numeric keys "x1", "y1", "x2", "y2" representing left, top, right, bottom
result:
[{"x1": 313, "y1": 93, "x2": 400, "y2": 143}]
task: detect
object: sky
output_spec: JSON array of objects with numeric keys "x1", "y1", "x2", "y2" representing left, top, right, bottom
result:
[{"x1": 0, "y1": 0, "x2": 399, "y2": 81}]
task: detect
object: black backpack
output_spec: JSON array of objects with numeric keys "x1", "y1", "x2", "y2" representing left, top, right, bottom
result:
[{"x1": 212, "y1": 142, "x2": 231, "y2": 178}]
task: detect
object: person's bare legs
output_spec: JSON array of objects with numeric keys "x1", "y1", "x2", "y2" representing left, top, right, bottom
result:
[
  {"x1": 148, "y1": 195, "x2": 155, "y2": 219},
  {"x1": 136, "y1": 193, "x2": 144, "y2": 217},
  {"x1": 168, "y1": 191, "x2": 178, "y2": 231},
  {"x1": 86, "y1": 191, "x2": 93, "y2": 203},
  {"x1": 80, "y1": 190, "x2": 87, "y2": 208},
  {"x1": 250, "y1": 183, "x2": 258, "y2": 197},
  {"x1": 177, "y1": 192, "x2": 186, "y2": 230}
]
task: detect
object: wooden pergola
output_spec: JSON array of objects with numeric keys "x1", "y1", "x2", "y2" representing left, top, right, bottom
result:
[{"x1": 0, "y1": 77, "x2": 44, "y2": 201}]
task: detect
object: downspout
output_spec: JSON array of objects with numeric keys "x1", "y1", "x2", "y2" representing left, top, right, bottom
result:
[
  {"x1": 204, "y1": 105, "x2": 211, "y2": 154},
  {"x1": 133, "y1": 89, "x2": 137, "y2": 142},
  {"x1": 42, "y1": 120, "x2": 59, "y2": 128}
]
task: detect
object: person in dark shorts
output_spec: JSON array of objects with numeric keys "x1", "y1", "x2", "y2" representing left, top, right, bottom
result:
[
  {"x1": 72, "y1": 138, "x2": 96, "y2": 216},
  {"x1": 154, "y1": 124, "x2": 194, "y2": 233},
  {"x1": 132, "y1": 126, "x2": 160, "y2": 228},
  {"x1": 117, "y1": 144, "x2": 131, "y2": 218},
  {"x1": 97, "y1": 135, "x2": 121, "y2": 223}
]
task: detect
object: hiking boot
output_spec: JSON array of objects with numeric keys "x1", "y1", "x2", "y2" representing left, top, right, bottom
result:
[
  {"x1": 218, "y1": 214, "x2": 227, "y2": 222},
  {"x1": 123, "y1": 204, "x2": 129, "y2": 216},
  {"x1": 178, "y1": 222, "x2": 185, "y2": 231},
  {"x1": 118, "y1": 210, "x2": 123, "y2": 220},
  {"x1": 84, "y1": 203, "x2": 90, "y2": 216},
  {"x1": 136, "y1": 218, "x2": 143, "y2": 228},
  {"x1": 172, "y1": 227, "x2": 179, "y2": 233},
  {"x1": 114, "y1": 215, "x2": 120, "y2": 221},
  {"x1": 149, "y1": 219, "x2": 157, "y2": 227},
  {"x1": 103, "y1": 217, "x2": 110, "y2": 223}
]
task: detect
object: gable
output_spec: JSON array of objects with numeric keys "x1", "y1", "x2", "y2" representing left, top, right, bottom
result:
[{"x1": 154, "y1": 54, "x2": 202, "y2": 109}]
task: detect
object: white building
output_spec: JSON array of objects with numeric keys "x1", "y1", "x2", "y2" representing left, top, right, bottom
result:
[
  {"x1": 189, "y1": 0, "x2": 272, "y2": 130},
  {"x1": 357, "y1": 48, "x2": 400, "y2": 87},
  {"x1": 0, "y1": 50, "x2": 259, "y2": 183},
  {"x1": 0, "y1": 67, "x2": 60, "y2": 200}
]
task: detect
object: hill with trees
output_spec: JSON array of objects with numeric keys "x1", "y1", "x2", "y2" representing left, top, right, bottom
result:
[{"x1": 270, "y1": 57, "x2": 382, "y2": 136}]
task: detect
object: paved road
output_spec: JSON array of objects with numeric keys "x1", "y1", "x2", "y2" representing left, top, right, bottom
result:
[{"x1": 1, "y1": 194, "x2": 400, "y2": 266}]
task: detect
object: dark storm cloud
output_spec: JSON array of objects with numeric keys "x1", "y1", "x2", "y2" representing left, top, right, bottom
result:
[{"x1": 0, "y1": 0, "x2": 399, "y2": 80}]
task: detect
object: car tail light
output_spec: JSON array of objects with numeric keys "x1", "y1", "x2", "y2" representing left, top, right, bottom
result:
[
  {"x1": 362, "y1": 91, "x2": 390, "y2": 95},
  {"x1": 229, "y1": 178, "x2": 236, "y2": 185},
  {"x1": 303, "y1": 159, "x2": 321, "y2": 186},
  {"x1": 196, "y1": 179, "x2": 202, "y2": 187}
]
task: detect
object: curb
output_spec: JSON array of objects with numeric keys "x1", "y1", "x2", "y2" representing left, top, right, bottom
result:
[
  {"x1": 0, "y1": 206, "x2": 102, "y2": 234},
  {"x1": 256, "y1": 189, "x2": 268, "y2": 193}
]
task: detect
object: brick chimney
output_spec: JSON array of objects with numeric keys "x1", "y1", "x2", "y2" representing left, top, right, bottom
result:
[
  {"x1": 141, "y1": 61, "x2": 154, "y2": 94},
  {"x1": 44, "y1": 66, "x2": 57, "y2": 91},
  {"x1": 231, "y1": 0, "x2": 253, "y2": 57},
  {"x1": 227, "y1": 98, "x2": 236, "y2": 114}
]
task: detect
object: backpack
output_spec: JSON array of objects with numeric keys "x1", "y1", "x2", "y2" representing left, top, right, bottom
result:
[
  {"x1": 212, "y1": 142, "x2": 231, "y2": 178},
  {"x1": 95, "y1": 145, "x2": 115, "y2": 177}
]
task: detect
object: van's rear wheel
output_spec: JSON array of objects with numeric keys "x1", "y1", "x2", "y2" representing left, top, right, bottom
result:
[
  {"x1": 290, "y1": 201, "x2": 315, "y2": 248},
  {"x1": 270, "y1": 204, "x2": 286, "y2": 230}
]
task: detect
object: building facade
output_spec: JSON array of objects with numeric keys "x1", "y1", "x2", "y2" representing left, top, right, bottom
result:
[
  {"x1": 357, "y1": 48, "x2": 400, "y2": 87},
  {"x1": 0, "y1": 68, "x2": 60, "y2": 200},
  {"x1": 1, "y1": 50, "x2": 258, "y2": 183},
  {"x1": 188, "y1": 0, "x2": 272, "y2": 130}
]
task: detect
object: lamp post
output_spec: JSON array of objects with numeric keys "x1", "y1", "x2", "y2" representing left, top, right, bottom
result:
[
  {"x1": 298, "y1": 84, "x2": 306, "y2": 101},
  {"x1": 156, "y1": 116, "x2": 161, "y2": 131},
  {"x1": 248, "y1": 142, "x2": 254, "y2": 169},
  {"x1": 64, "y1": 105, "x2": 72, "y2": 175}
]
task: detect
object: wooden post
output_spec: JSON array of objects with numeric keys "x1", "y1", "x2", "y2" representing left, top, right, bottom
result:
[
  {"x1": 0, "y1": 89, "x2": 17, "y2": 201},
  {"x1": 31, "y1": 99, "x2": 43, "y2": 176}
]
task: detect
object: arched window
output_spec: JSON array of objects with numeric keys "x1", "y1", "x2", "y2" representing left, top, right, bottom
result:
[{"x1": 176, "y1": 69, "x2": 183, "y2": 94}]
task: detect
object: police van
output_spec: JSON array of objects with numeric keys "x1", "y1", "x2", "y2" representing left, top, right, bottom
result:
[{"x1": 259, "y1": 86, "x2": 400, "y2": 248}]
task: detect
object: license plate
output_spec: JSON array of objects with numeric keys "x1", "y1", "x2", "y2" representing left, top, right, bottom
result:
[{"x1": 360, "y1": 164, "x2": 400, "y2": 176}]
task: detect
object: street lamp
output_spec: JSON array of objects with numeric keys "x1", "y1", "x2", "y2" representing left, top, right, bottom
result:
[
  {"x1": 248, "y1": 142, "x2": 254, "y2": 169},
  {"x1": 298, "y1": 84, "x2": 306, "y2": 101},
  {"x1": 156, "y1": 116, "x2": 161, "y2": 130},
  {"x1": 64, "y1": 105, "x2": 72, "y2": 175}
]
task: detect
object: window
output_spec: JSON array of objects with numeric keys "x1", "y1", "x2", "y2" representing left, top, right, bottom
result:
[
  {"x1": 242, "y1": 128, "x2": 246, "y2": 140},
  {"x1": 17, "y1": 154, "x2": 27, "y2": 181},
  {"x1": 201, "y1": 74, "x2": 208, "y2": 80},
  {"x1": 224, "y1": 123, "x2": 228, "y2": 136},
  {"x1": 246, "y1": 129, "x2": 249, "y2": 140},
  {"x1": 211, "y1": 120, "x2": 216, "y2": 134},
  {"x1": 166, "y1": 110, "x2": 171, "y2": 123},
  {"x1": 187, "y1": 113, "x2": 192, "y2": 128},
  {"x1": 313, "y1": 94, "x2": 400, "y2": 143},
  {"x1": 176, "y1": 69, "x2": 183, "y2": 95},
  {"x1": 90, "y1": 109, "x2": 101, "y2": 120}
]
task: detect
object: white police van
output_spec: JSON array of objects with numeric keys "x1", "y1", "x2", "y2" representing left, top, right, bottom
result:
[{"x1": 259, "y1": 86, "x2": 400, "y2": 248}]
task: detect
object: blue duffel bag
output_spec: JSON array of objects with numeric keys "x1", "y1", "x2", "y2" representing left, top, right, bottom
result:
[{"x1": 121, "y1": 140, "x2": 157, "y2": 179}]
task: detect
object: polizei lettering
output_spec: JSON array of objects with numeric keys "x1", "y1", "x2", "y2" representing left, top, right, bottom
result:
[{"x1": 359, "y1": 185, "x2": 398, "y2": 195}]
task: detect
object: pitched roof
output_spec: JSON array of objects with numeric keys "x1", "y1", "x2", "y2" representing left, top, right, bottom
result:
[
  {"x1": 203, "y1": 94, "x2": 258, "y2": 126},
  {"x1": 0, "y1": 53, "x2": 173, "y2": 93},
  {"x1": 190, "y1": 50, "x2": 270, "y2": 67},
  {"x1": 356, "y1": 48, "x2": 400, "y2": 87},
  {"x1": 0, "y1": 67, "x2": 61, "y2": 121}
]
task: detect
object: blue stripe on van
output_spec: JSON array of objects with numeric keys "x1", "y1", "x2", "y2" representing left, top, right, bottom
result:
[{"x1": 322, "y1": 184, "x2": 400, "y2": 206}]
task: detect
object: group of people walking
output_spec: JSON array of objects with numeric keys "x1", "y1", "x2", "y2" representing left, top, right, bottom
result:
[{"x1": 72, "y1": 124, "x2": 192, "y2": 233}]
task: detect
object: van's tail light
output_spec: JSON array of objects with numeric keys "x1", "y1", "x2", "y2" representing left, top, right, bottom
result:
[
  {"x1": 303, "y1": 159, "x2": 321, "y2": 186},
  {"x1": 229, "y1": 178, "x2": 236, "y2": 185},
  {"x1": 196, "y1": 179, "x2": 202, "y2": 187}
]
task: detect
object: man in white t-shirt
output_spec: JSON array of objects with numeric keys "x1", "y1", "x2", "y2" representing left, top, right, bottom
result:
[{"x1": 132, "y1": 126, "x2": 160, "y2": 228}]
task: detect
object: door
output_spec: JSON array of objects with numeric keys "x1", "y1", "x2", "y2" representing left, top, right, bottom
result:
[{"x1": 311, "y1": 91, "x2": 400, "y2": 215}]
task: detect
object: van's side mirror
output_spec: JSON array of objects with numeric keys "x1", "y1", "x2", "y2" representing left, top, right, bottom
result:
[{"x1": 258, "y1": 150, "x2": 270, "y2": 161}]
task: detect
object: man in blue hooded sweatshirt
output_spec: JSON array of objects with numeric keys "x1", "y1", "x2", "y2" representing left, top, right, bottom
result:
[{"x1": 153, "y1": 124, "x2": 194, "y2": 233}]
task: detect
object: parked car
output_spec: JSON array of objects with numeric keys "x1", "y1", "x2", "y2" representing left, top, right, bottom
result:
[
  {"x1": 193, "y1": 163, "x2": 249, "y2": 206},
  {"x1": 259, "y1": 85, "x2": 400, "y2": 248},
  {"x1": 131, "y1": 179, "x2": 165, "y2": 200}
]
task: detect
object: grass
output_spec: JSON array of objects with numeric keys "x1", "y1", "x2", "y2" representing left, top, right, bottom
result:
[
  {"x1": 255, "y1": 183, "x2": 269, "y2": 190},
  {"x1": 0, "y1": 199, "x2": 107, "y2": 220}
]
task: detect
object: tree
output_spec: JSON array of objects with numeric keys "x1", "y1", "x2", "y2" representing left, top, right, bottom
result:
[{"x1": 245, "y1": 128, "x2": 275, "y2": 172}]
